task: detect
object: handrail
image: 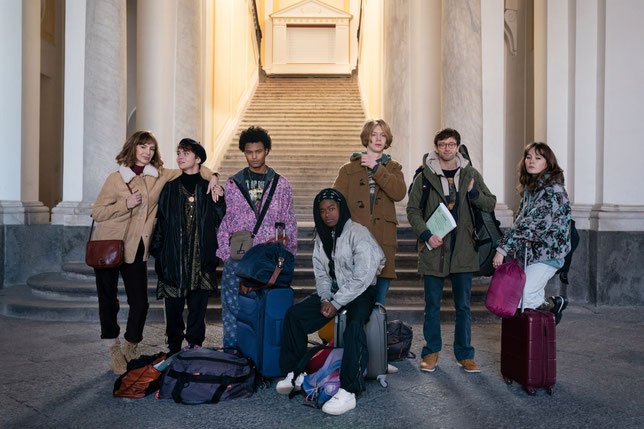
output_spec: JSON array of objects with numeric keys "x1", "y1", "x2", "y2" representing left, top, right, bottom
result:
[
  {"x1": 251, "y1": 0, "x2": 262, "y2": 60},
  {"x1": 357, "y1": 0, "x2": 364, "y2": 42}
]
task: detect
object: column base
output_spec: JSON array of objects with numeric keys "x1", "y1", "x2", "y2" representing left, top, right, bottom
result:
[
  {"x1": 0, "y1": 201, "x2": 49, "y2": 225},
  {"x1": 51, "y1": 201, "x2": 93, "y2": 226},
  {"x1": 573, "y1": 204, "x2": 644, "y2": 231}
]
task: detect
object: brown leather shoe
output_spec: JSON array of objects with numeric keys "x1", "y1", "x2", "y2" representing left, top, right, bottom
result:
[
  {"x1": 420, "y1": 352, "x2": 439, "y2": 372},
  {"x1": 457, "y1": 359, "x2": 481, "y2": 373}
]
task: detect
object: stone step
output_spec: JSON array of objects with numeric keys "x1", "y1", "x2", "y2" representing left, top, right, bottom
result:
[
  {"x1": 0, "y1": 283, "x2": 494, "y2": 323},
  {"x1": 25, "y1": 270, "x2": 489, "y2": 305}
]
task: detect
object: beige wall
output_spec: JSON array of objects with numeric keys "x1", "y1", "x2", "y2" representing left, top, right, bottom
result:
[
  {"x1": 204, "y1": 0, "x2": 260, "y2": 171},
  {"x1": 357, "y1": 0, "x2": 383, "y2": 118}
]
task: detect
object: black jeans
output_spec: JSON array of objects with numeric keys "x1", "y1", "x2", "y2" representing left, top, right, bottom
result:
[
  {"x1": 94, "y1": 239, "x2": 149, "y2": 343},
  {"x1": 164, "y1": 289, "x2": 209, "y2": 354},
  {"x1": 279, "y1": 286, "x2": 376, "y2": 394}
]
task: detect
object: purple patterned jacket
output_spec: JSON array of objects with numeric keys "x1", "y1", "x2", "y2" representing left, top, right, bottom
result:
[{"x1": 216, "y1": 167, "x2": 298, "y2": 261}]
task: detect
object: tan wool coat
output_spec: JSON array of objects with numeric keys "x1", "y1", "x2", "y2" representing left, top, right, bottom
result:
[
  {"x1": 333, "y1": 155, "x2": 407, "y2": 278},
  {"x1": 91, "y1": 164, "x2": 214, "y2": 263}
]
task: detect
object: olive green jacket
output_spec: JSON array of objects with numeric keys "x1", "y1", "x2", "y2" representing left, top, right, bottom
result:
[{"x1": 406, "y1": 151, "x2": 497, "y2": 277}]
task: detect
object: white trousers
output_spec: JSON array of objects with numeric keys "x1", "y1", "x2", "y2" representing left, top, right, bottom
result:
[{"x1": 519, "y1": 262, "x2": 558, "y2": 309}]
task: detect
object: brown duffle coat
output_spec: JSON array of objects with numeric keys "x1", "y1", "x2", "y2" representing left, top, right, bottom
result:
[
  {"x1": 333, "y1": 155, "x2": 407, "y2": 278},
  {"x1": 91, "y1": 164, "x2": 214, "y2": 264}
]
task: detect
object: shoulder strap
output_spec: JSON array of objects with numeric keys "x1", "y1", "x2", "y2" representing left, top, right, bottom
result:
[
  {"x1": 253, "y1": 174, "x2": 280, "y2": 236},
  {"x1": 233, "y1": 173, "x2": 280, "y2": 237},
  {"x1": 419, "y1": 175, "x2": 431, "y2": 219}
]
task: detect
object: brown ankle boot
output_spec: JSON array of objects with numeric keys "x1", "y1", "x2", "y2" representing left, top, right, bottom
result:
[
  {"x1": 123, "y1": 341, "x2": 140, "y2": 363},
  {"x1": 109, "y1": 339, "x2": 127, "y2": 375}
]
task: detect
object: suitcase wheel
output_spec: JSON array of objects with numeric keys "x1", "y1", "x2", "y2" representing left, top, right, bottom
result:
[
  {"x1": 525, "y1": 386, "x2": 536, "y2": 396},
  {"x1": 546, "y1": 387, "x2": 554, "y2": 396},
  {"x1": 502, "y1": 377, "x2": 512, "y2": 385}
]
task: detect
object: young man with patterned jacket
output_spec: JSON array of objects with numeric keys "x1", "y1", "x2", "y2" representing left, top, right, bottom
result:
[{"x1": 216, "y1": 126, "x2": 298, "y2": 350}]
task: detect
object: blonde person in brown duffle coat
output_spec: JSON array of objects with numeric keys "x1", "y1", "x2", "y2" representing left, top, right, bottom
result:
[
  {"x1": 91, "y1": 130, "x2": 222, "y2": 375},
  {"x1": 333, "y1": 119, "x2": 407, "y2": 306}
]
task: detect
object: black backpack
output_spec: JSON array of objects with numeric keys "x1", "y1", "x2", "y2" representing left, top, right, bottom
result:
[
  {"x1": 387, "y1": 320, "x2": 414, "y2": 362},
  {"x1": 408, "y1": 145, "x2": 502, "y2": 276}
]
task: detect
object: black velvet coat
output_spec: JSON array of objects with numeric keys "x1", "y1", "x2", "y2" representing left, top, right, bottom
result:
[{"x1": 150, "y1": 177, "x2": 226, "y2": 291}]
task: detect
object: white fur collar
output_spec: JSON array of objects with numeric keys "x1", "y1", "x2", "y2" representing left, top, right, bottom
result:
[{"x1": 119, "y1": 164, "x2": 159, "y2": 183}]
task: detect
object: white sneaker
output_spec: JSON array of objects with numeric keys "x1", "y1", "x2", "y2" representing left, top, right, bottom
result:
[
  {"x1": 276, "y1": 371, "x2": 305, "y2": 395},
  {"x1": 387, "y1": 363, "x2": 399, "y2": 374},
  {"x1": 321, "y1": 388, "x2": 356, "y2": 415}
]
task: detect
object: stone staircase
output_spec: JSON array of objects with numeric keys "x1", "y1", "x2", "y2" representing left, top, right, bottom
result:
[{"x1": 0, "y1": 77, "x2": 493, "y2": 324}]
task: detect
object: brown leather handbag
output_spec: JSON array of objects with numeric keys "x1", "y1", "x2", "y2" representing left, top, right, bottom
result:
[
  {"x1": 85, "y1": 183, "x2": 133, "y2": 269},
  {"x1": 113, "y1": 353, "x2": 167, "y2": 398}
]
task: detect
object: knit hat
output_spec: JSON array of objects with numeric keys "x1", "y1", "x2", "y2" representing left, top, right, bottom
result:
[{"x1": 178, "y1": 138, "x2": 207, "y2": 164}]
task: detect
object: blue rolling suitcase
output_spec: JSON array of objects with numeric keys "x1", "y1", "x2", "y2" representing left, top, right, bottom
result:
[{"x1": 236, "y1": 287, "x2": 293, "y2": 378}]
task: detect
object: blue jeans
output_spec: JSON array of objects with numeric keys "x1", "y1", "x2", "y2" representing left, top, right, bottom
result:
[
  {"x1": 421, "y1": 273, "x2": 474, "y2": 361},
  {"x1": 375, "y1": 277, "x2": 391, "y2": 306}
]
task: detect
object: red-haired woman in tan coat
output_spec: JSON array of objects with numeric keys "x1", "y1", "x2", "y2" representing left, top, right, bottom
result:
[{"x1": 91, "y1": 131, "x2": 221, "y2": 374}]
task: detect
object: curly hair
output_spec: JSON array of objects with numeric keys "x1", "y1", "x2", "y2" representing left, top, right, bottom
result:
[
  {"x1": 115, "y1": 130, "x2": 163, "y2": 169},
  {"x1": 360, "y1": 119, "x2": 393, "y2": 149},
  {"x1": 517, "y1": 142, "x2": 565, "y2": 194},
  {"x1": 239, "y1": 126, "x2": 272, "y2": 152}
]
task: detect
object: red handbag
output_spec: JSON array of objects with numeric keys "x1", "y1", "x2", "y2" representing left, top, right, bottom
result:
[
  {"x1": 485, "y1": 249, "x2": 527, "y2": 318},
  {"x1": 85, "y1": 182, "x2": 133, "y2": 269}
]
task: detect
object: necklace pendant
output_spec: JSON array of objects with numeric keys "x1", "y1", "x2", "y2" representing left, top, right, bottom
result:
[{"x1": 188, "y1": 196, "x2": 195, "y2": 203}]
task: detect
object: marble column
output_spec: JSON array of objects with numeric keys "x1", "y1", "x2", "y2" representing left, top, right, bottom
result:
[
  {"x1": 0, "y1": 2, "x2": 23, "y2": 224},
  {"x1": 21, "y1": 0, "x2": 49, "y2": 224},
  {"x1": 137, "y1": 0, "x2": 177, "y2": 165},
  {"x1": 174, "y1": 0, "x2": 203, "y2": 144},
  {"x1": 51, "y1": 0, "x2": 127, "y2": 225},
  {"x1": 384, "y1": 0, "x2": 442, "y2": 185},
  {"x1": 441, "y1": 0, "x2": 483, "y2": 169}
]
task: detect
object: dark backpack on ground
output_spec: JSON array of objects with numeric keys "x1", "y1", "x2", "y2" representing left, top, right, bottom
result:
[
  {"x1": 407, "y1": 145, "x2": 502, "y2": 276},
  {"x1": 387, "y1": 320, "x2": 415, "y2": 362},
  {"x1": 158, "y1": 347, "x2": 256, "y2": 404},
  {"x1": 113, "y1": 352, "x2": 167, "y2": 398}
]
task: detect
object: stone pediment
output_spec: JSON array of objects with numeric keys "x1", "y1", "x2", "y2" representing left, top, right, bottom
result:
[{"x1": 270, "y1": 0, "x2": 352, "y2": 22}]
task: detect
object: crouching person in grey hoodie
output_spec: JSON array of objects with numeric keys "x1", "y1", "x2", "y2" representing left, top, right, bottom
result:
[{"x1": 276, "y1": 188, "x2": 385, "y2": 415}]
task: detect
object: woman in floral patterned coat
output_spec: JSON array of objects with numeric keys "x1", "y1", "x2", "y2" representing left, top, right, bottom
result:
[{"x1": 492, "y1": 142, "x2": 571, "y2": 323}]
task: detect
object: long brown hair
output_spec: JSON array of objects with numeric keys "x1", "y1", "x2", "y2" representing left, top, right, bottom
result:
[
  {"x1": 115, "y1": 130, "x2": 164, "y2": 169},
  {"x1": 517, "y1": 142, "x2": 564, "y2": 194}
]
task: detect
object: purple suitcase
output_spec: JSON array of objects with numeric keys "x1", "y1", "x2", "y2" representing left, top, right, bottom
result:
[{"x1": 501, "y1": 309, "x2": 556, "y2": 395}]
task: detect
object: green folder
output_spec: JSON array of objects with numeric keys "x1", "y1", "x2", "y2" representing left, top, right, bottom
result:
[{"x1": 425, "y1": 202, "x2": 457, "y2": 251}]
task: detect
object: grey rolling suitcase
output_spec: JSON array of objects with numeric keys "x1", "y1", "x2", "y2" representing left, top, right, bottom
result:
[{"x1": 334, "y1": 304, "x2": 388, "y2": 387}]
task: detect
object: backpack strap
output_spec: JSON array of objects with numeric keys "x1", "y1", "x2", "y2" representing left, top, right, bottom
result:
[{"x1": 419, "y1": 174, "x2": 431, "y2": 220}]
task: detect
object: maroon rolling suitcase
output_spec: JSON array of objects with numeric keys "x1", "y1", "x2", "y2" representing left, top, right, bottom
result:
[{"x1": 501, "y1": 309, "x2": 556, "y2": 395}]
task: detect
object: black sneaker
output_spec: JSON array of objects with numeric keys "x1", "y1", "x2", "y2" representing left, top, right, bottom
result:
[{"x1": 549, "y1": 295, "x2": 568, "y2": 325}]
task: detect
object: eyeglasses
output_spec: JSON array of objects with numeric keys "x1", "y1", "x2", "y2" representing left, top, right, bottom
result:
[{"x1": 437, "y1": 142, "x2": 457, "y2": 149}]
